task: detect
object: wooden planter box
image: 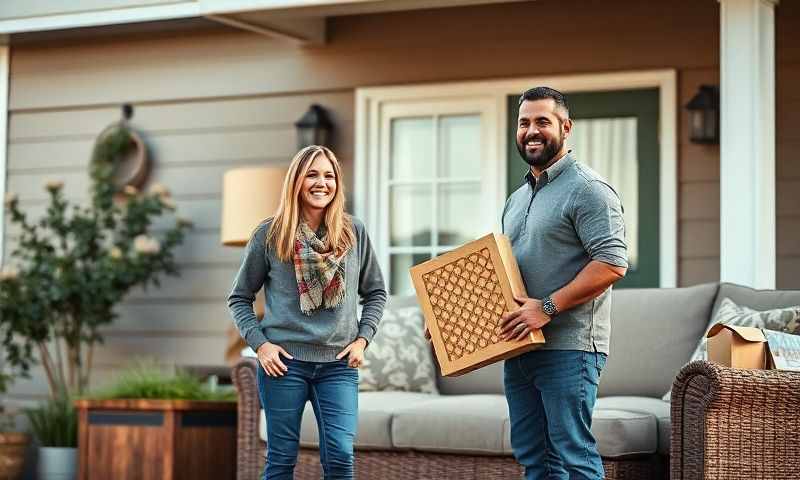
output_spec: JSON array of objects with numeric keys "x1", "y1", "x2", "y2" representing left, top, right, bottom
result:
[
  {"x1": 410, "y1": 233, "x2": 545, "y2": 376},
  {"x1": 74, "y1": 399, "x2": 237, "y2": 480}
]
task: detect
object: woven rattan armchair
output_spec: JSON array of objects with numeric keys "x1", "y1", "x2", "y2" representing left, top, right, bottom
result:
[
  {"x1": 232, "y1": 356, "x2": 667, "y2": 480},
  {"x1": 671, "y1": 360, "x2": 800, "y2": 480}
]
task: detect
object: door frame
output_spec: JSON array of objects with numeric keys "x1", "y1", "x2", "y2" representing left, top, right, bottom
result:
[{"x1": 355, "y1": 69, "x2": 677, "y2": 287}]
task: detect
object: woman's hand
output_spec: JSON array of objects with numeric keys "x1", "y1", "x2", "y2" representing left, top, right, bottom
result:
[
  {"x1": 336, "y1": 337, "x2": 367, "y2": 368},
  {"x1": 257, "y1": 342, "x2": 294, "y2": 377}
]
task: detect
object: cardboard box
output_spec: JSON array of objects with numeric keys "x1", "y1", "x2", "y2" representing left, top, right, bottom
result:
[
  {"x1": 409, "y1": 233, "x2": 545, "y2": 376},
  {"x1": 706, "y1": 323, "x2": 800, "y2": 371}
]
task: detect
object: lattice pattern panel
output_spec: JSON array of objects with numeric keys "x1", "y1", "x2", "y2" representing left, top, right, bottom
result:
[
  {"x1": 422, "y1": 248, "x2": 505, "y2": 362},
  {"x1": 411, "y1": 233, "x2": 545, "y2": 376}
]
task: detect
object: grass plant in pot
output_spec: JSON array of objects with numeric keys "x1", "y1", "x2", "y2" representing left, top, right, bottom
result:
[{"x1": 76, "y1": 363, "x2": 237, "y2": 480}]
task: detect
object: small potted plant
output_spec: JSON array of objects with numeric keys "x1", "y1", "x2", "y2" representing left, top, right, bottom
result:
[{"x1": 24, "y1": 397, "x2": 77, "y2": 480}]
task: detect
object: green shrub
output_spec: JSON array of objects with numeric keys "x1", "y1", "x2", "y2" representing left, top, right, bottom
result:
[
  {"x1": 24, "y1": 396, "x2": 77, "y2": 448},
  {"x1": 89, "y1": 363, "x2": 235, "y2": 402}
]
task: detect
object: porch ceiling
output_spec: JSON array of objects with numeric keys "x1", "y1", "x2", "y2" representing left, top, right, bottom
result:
[{"x1": 0, "y1": 0, "x2": 531, "y2": 46}]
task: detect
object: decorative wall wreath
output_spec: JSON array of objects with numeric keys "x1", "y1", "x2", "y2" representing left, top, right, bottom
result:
[{"x1": 90, "y1": 104, "x2": 151, "y2": 191}]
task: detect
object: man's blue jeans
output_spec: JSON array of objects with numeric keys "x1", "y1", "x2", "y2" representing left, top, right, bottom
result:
[
  {"x1": 504, "y1": 349, "x2": 607, "y2": 480},
  {"x1": 256, "y1": 358, "x2": 359, "y2": 480}
]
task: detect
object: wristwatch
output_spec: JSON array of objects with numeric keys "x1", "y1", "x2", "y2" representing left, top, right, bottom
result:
[{"x1": 542, "y1": 296, "x2": 559, "y2": 317}]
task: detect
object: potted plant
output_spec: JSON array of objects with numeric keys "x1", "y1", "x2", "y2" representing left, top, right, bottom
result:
[
  {"x1": 0, "y1": 124, "x2": 191, "y2": 479},
  {"x1": 24, "y1": 397, "x2": 77, "y2": 480},
  {"x1": 75, "y1": 363, "x2": 237, "y2": 480}
]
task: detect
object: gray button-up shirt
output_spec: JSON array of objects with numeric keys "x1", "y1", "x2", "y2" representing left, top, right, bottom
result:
[{"x1": 502, "y1": 153, "x2": 627, "y2": 354}]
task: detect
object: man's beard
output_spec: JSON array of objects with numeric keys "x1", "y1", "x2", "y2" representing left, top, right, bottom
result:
[{"x1": 516, "y1": 133, "x2": 564, "y2": 168}]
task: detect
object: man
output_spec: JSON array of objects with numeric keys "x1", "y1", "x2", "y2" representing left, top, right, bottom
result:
[{"x1": 499, "y1": 86, "x2": 628, "y2": 479}]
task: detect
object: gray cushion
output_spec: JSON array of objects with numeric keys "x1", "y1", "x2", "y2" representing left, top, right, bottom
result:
[
  {"x1": 360, "y1": 304, "x2": 438, "y2": 394},
  {"x1": 595, "y1": 396, "x2": 670, "y2": 455},
  {"x1": 592, "y1": 408, "x2": 658, "y2": 458},
  {"x1": 600, "y1": 283, "x2": 719, "y2": 397},
  {"x1": 391, "y1": 394, "x2": 510, "y2": 455},
  {"x1": 258, "y1": 391, "x2": 436, "y2": 450},
  {"x1": 436, "y1": 361, "x2": 505, "y2": 395},
  {"x1": 712, "y1": 283, "x2": 800, "y2": 321}
]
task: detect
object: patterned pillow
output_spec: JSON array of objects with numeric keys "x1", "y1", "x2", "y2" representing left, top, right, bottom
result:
[
  {"x1": 359, "y1": 305, "x2": 439, "y2": 394},
  {"x1": 663, "y1": 297, "x2": 800, "y2": 401}
]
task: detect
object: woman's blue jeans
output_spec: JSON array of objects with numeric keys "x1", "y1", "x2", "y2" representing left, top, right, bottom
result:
[{"x1": 256, "y1": 358, "x2": 359, "y2": 480}]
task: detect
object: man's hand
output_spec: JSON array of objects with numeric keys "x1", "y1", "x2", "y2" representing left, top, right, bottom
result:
[
  {"x1": 500, "y1": 295, "x2": 552, "y2": 341},
  {"x1": 336, "y1": 337, "x2": 368, "y2": 368},
  {"x1": 257, "y1": 342, "x2": 294, "y2": 377}
]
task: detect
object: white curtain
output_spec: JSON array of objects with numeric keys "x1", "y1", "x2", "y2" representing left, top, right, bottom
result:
[{"x1": 571, "y1": 118, "x2": 639, "y2": 269}]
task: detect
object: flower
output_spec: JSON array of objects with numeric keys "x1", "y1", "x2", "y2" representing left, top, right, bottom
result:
[
  {"x1": 45, "y1": 180, "x2": 64, "y2": 192},
  {"x1": 0, "y1": 267, "x2": 19, "y2": 281},
  {"x1": 159, "y1": 197, "x2": 176, "y2": 211},
  {"x1": 149, "y1": 183, "x2": 170, "y2": 197},
  {"x1": 109, "y1": 247, "x2": 123, "y2": 260},
  {"x1": 123, "y1": 185, "x2": 139, "y2": 196},
  {"x1": 133, "y1": 235, "x2": 161, "y2": 255},
  {"x1": 4, "y1": 192, "x2": 17, "y2": 207}
]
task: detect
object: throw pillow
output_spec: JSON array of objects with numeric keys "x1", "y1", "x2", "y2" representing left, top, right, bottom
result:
[
  {"x1": 359, "y1": 305, "x2": 439, "y2": 394},
  {"x1": 663, "y1": 297, "x2": 800, "y2": 401}
]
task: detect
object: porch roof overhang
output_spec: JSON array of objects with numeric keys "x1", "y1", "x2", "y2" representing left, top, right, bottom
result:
[{"x1": 0, "y1": 0, "x2": 530, "y2": 46}]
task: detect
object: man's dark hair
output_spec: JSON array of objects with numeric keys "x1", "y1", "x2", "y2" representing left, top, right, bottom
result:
[{"x1": 518, "y1": 87, "x2": 570, "y2": 116}]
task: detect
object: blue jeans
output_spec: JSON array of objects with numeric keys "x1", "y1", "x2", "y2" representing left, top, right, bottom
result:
[
  {"x1": 504, "y1": 350, "x2": 607, "y2": 480},
  {"x1": 256, "y1": 358, "x2": 359, "y2": 480}
]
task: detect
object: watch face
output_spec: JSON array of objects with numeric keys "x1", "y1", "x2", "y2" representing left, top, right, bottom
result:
[{"x1": 543, "y1": 299, "x2": 557, "y2": 315}]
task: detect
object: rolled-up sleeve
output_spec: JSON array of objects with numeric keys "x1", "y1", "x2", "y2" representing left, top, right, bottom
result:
[
  {"x1": 572, "y1": 180, "x2": 628, "y2": 268},
  {"x1": 227, "y1": 222, "x2": 270, "y2": 352}
]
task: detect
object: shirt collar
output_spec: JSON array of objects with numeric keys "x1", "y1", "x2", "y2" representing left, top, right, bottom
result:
[{"x1": 525, "y1": 151, "x2": 575, "y2": 188}]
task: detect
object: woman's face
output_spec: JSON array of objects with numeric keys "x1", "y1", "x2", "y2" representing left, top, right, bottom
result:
[{"x1": 300, "y1": 153, "x2": 337, "y2": 213}]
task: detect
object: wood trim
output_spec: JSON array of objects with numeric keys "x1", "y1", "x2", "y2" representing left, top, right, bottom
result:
[
  {"x1": 74, "y1": 399, "x2": 237, "y2": 411},
  {"x1": 356, "y1": 69, "x2": 679, "y2": 287},
  {"x1": 0, "y1": 45, "x2": 8, "y2": 265}
]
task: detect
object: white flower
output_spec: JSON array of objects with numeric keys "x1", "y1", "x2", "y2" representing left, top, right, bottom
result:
[
  {"x1": 0, "y1": 266, "x2": 19, "y2": 281},
  {"x1": 160, "y1": 197, "x2": 176, "y2": 211},
  {"x1": 133, "y1": 235, "x2": 161, "y2": 255},
  {"x1": 109, "y1": 247, "x2": 123, "y2": 259},
  {"x1": 149, "y1": 183, "x2": 170, "y2": 197},
  {"x1": 123, "y1": 185, "x2": 139, "y2": 196},
  {"x1": 4, "y1": 192, "x2": 18, "y2": 206},
  {"x1": 45, "y1": 180, "x2": 64, "y2": 192}
]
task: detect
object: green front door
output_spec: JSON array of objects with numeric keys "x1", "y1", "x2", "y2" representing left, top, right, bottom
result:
[{"x1": 507, "y1": 89, "x2": 660, "y2": 288}]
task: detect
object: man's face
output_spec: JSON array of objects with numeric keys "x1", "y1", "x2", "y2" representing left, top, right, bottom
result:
[{"x1": 516, "y1": 98, "x2": 572, "y2": 168}]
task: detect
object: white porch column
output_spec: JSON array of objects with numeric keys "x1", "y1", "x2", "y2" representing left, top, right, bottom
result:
[{"x1": 719, "y1": 0, "x2": 778, "y2": 288}]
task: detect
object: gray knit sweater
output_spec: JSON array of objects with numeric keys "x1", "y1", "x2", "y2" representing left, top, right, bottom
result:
[{"x1": 227, "y1": 217, "x2": 387, "y2": 362}]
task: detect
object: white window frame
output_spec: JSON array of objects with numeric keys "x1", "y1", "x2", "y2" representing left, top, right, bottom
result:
[{"x1": 355, "y1": 69, "x2": 678, "y2": 288}]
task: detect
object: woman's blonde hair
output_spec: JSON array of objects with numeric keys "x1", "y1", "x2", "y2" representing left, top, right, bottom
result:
[{"x1": 267, "y1": 145, "x2": 355, "y2": 262}]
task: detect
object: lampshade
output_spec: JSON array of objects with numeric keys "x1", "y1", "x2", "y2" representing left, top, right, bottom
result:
[{"x1": 221, "y1": 166, "x2": 287, "y2": 246}]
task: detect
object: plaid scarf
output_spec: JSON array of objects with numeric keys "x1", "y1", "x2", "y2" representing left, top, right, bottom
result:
[{"x1": 293, "y1": 222, "x2": 348, "y2": 315}]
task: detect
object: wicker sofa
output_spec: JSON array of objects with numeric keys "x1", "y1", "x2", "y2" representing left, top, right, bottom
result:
[{"x1": 232, "y1": 282, "x2": 800, "y2": 480}]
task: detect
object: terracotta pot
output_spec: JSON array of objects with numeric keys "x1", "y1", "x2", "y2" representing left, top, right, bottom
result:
[{"x1": 0, "y1": 432, "x2": 29, "y2": 480}]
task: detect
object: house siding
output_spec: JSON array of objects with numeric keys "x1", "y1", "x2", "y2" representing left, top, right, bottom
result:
[{"x1": 3, "y1": 0, "x2": 798, "y2": 401}]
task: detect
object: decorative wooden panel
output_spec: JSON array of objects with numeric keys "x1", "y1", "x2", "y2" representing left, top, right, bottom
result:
[{"x1": 410, "y1": 233, "x2": 545, "y2": 376}]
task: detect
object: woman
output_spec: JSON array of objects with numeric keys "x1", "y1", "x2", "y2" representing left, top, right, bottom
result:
[{"x1": 227, "y1": 145, "x2": 387, "y2": 479}]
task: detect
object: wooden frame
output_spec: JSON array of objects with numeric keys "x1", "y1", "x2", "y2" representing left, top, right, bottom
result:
[
  {"x1": 74, "y1": 399, "x2": 237, "y2": 480},
  {"x1": 410, "y1": 233, "x2": 544, "y2": 376}
]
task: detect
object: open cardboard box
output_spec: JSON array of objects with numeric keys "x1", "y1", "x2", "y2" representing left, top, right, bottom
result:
[{"x1": 707, "y1": 322, "x2": 800, "y2": 371}]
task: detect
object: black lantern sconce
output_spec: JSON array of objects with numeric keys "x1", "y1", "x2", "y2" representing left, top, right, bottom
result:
[
  {"x1": 295, "y1": 104, "x2": 334, "y2": 150},
  {"x1": 685, "y1": 85, "x2": 719, "y2": 144}
]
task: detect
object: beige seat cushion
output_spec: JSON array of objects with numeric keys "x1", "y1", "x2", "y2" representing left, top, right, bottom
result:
[
  {"x1": 391, "y1": 394, "x2": 511, "y2": 455},
  {"x1": 595, "y1": 396, "x2": 670, "y2": 455}
]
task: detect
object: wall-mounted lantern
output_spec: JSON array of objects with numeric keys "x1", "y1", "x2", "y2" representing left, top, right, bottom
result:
[
  {"x1": 686, "y1": 85, "x2": 719, "y2": 144},
  {"x1": 295, "y1": 104, "x2": 333, "y2": 150}
]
